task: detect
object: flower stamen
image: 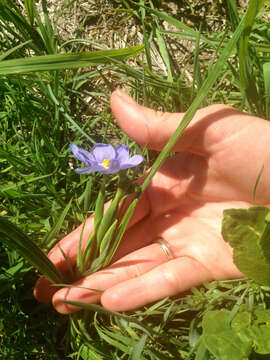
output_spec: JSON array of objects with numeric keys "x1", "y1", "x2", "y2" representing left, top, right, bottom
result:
[{"x1": 99, "y1": 158, "x2": 110, "y2": 169}]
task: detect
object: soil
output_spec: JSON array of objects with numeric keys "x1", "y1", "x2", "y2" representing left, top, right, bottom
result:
[{"x1": 34, "y1": 0, "x2": 249, "y2": 75}]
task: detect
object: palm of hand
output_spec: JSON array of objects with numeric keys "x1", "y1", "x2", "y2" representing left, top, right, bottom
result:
[
  {"x1": 108, "y1": 151, "x2": 247, "y2": 311},
  {"x1": 34, "y1": 92, "x2": 270, "y2": 313}
]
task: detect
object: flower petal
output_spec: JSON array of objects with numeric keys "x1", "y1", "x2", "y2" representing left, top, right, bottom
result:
[
  {"x1": 75, "y1": 166, "x2": 96, "y2": 174},
  {"x1": 115, "y1": 144, "x2": 130, "y2": 164},
  {"x1": 70, "y1": 144, "x2": 94, "y2": 166},
  {"x1": 120, "y1": 155, "x2": 144, "y2": 170},
  {"x1": 105, "y1": 159, "x2": 121, "y2": 174},
  {"x1": 92, "y1": 143, "x2": 116, "y2": 162}
]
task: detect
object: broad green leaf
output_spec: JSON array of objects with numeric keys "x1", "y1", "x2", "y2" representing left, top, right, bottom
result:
[
  {"x1": 202, "y1": 310, "x2": 252, "y2": 360},
  {"x1": 222, "y1": 206, "x2": 270, "y2": 285},
  {"x1": 260, "y1": 214, "x2": 270, "y2": 266},
  {"x1": 249, "y1": 323, "x2": 270, "y2": 354},
  {"x1": 202, "y1": 308, "x2": 270, "y2": 354},
  {"x1": 251, "y1": 309, "x2": 270, "y2": 353},
  {"x1": 0, "y1": 45, "x2": 144, "y2": 74},
  {"x1": 0, "y1": 216, "x2": 63, "y2": 283}
]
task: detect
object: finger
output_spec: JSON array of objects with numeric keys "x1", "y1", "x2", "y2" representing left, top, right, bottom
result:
[
  {"x1": 110, "y1": 89, "x2": 253, "y2": 156},
  {"x1": 34, "y1": 209, "x2": 155, "y2": 304},
  {"x1": 101, "y1": 257, "x2": 212, "y2": 311},
  {"x1": 51, "y1": 241, "x2": 177, "y2": 314},
  {"x1": 34, "y1": 191, "x2": 152, "y2": 303}
]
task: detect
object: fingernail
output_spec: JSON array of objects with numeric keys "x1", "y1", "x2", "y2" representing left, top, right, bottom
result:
[{"x1": 114, "y1": 89, "x2": 137, "y2": 105}]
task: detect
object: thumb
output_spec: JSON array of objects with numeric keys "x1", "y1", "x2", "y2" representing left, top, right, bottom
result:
[{"x1": 110, "y1": 89, "x2": 244, "y2": 156}]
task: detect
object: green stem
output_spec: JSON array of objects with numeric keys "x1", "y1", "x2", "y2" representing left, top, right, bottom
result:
[{"x1": 140, "y1": 13, "x2": 246, "y2": 192}]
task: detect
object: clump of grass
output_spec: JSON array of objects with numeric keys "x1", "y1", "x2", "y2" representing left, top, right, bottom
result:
[{"x1": 1, "y1": 0, "x2": 270, "y2": 359}]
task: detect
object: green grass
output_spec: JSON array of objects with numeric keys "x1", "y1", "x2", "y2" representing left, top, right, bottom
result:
[{"x1": 1, "y1": 0, "x2": 270, "y2": 359}]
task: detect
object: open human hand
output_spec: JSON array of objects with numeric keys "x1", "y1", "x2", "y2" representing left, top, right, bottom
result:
[{"x1": 34, "y1": 89, "x2": 270, "y2": 314}]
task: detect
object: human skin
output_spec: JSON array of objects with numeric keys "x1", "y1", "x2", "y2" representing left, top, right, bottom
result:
[{"x1": 34, "y1": 89, "x2": 270, "y2": 314}]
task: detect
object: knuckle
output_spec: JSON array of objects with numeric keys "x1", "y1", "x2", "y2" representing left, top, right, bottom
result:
[{"x1": 161, "y1": 263, "x2": 181, "y2": 290}]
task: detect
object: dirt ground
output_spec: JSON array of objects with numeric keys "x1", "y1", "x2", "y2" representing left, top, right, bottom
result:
[{"x1": 33, "y1": 0, "x2": 250, "y2": 76}]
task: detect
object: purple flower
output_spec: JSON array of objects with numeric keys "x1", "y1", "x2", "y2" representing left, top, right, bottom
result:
[{"x1": 70, "y1": 143, "x2": 144, "y2": 174}]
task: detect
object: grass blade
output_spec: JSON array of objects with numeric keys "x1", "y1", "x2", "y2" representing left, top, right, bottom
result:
[
  {"x1": 130, "y1": 333, "x2": 148, "y2": 360},
  {"x1": 0, "y1": 40, "x2": 32, "y2": 61},
  {"x1": 0, "y1": 216, "x2": 63, "y2": 283},
  {"x1": 0, "y1": 45, "x2": 144, "y2": 74},
  {"x1": 43, "y1": 198, "x2": 73, "y2": 249},
  {"x1": 102, "y1": 198, "x2": 138, "y2": 268},
  {"x1": 24, "y1": 0, "x2": 35, "y2": 26},
  {"x1": 263, "y1": 62, "x2": 270, "y2": 119},
  {"x1": 141, "y1": 11, "x2": 248, "y2": 192},
  {"x1": 63, "y1": 301, "x2": 155, "y2": 336},
  {"x1": 238, "y1": 0, "x2": 265, "y2": 113}
]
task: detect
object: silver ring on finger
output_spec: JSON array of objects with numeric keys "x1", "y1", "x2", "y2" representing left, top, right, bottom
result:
[{"x1": 155, "y1": 237, "x2": 174, "y2": 260}]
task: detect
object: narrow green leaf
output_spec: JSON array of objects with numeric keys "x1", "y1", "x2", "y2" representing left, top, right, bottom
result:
[
  {"x1": 155, "y1": 27, "x2": 173, "y2": 81},
  {"x1": 58, "y1": 246, "x2": 75, "y2": 281},
  {"x1": 0, "y1": 40, "x2": 32, "y2": 61},
  {"x1": 141, "y1": 11, "x2": 247, "y2": 193},
  {"x1": 0, "y1": 148, "x2": 35, "y2": 170},
  {"x1": 24, "y1": 0, "x2": 35, "y2": 26},
  {"x1": 238, "y1": 0, "x2": 265, "y2": 112},
  {"x1": 99, "y1": 219, "x2": 118, "y2": 254},
  {"x1": 96, "y1": 187, "x2": 124, "y2": 247},
  {"x1": 94, "y1": 181, "x2": 105, "y2": 229},
  {"x1": 103, "y1": 198, "x2": 138, "y2": 267},
  {"x1": 130, "y1": 334, "x2": 148, "y2": 360},
  {"x1": 139, "y1": 1, "x2": 152, "y2": 71},
  {"x1": 252, "y1": 165, "x2": 264, "y2": 204},
  {"x1": 225, "y1": 0, "x2": 240, "y2": 30},
  {"x1": 62, "y1": 301, "x2": 155, "y2": 336},
  {"x1": 87, "y1": 219, "x2": 118, "y2": 273},
  {"x1": 0, "y1": 216, "x2": 63, "y2": 283},
  {"x1": 83, "y1": 178, "x2": 93, "y2": 212},
  {"x1": 0, "y1": 45, "x2": 144, "y2": 74},
  {"x1": 44, "y1": 198, "x2": 73, "y2": 248},
  {"x1": 263, "y1": 62, "x2": 270, "y2": 119},
  {"x1": 51, "y1": 284, "x2": 103, "y2": 293},
  {"x1": 77, "y1": 221, "x2": 87, "y2": 273},
  {"x1": 47, "y1": 84, "x2": 95, "y2": 143},
  {"x1": 0, "y1": 173, "x2": 53, "y2": 194}
]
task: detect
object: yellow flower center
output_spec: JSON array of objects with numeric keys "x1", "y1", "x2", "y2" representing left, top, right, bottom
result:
[{"x1": 99, "y1": 158, "x2": 110, "y2": 169}]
